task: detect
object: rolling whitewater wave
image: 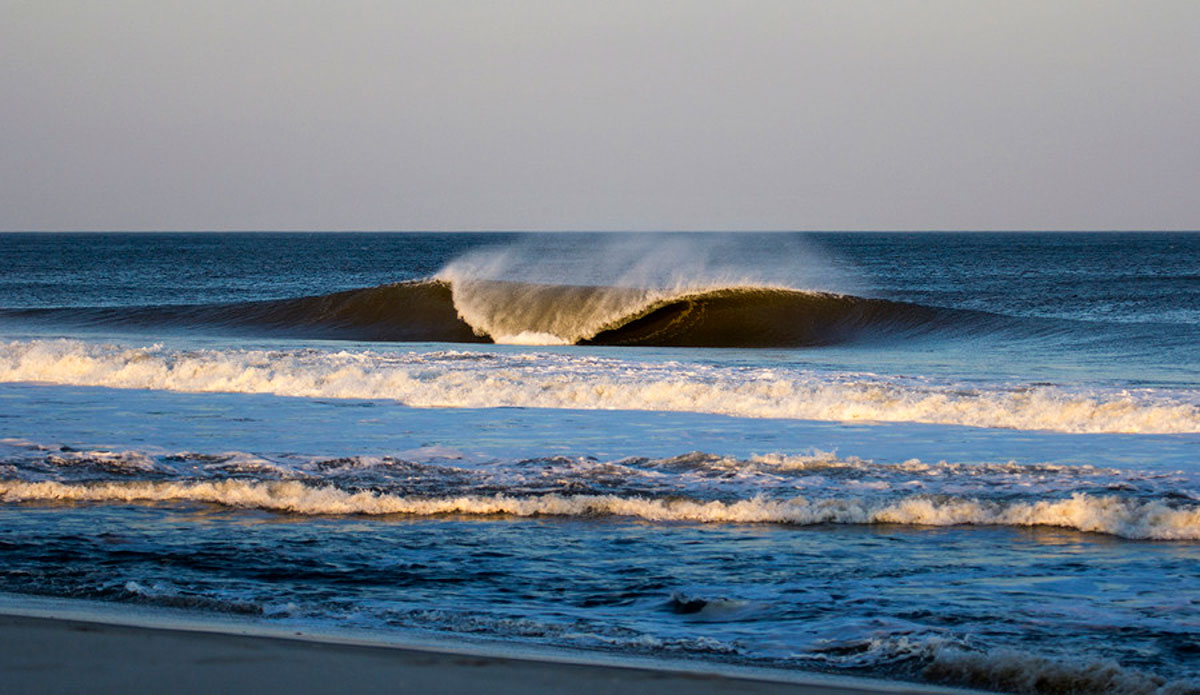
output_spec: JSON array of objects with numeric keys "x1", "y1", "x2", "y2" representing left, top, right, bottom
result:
[
  {"x1": 3, "y1": 339, "x2": 1198, "y2": 433},
  {"x1": 2, "y1": 479, "x2": 1197, "y2": 540},
  {"x1": 3, "y1": 439, "x2": 1198, "y2": 540},
  {"x1": 0, "y1": 279, "x2": 1012, "y2": 348}
]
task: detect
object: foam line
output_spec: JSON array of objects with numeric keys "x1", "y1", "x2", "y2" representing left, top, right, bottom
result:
[
  {"x1": 2, "y1": 340, "x2": 1197, "y2": 433},
  {"x1": 2, "y1": 480, "x2": 1196, "y2": 540}
]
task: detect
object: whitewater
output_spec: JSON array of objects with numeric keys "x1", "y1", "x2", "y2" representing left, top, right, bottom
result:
[
  {"x1": 1, "y1": 231, "x2": 1198, "y2": 694},
  {"x1": 2, "y1": 339, "x2": 1198, "y2": 434}
]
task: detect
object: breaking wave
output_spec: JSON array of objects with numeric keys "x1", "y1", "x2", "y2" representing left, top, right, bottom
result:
[
  {"x1": 437, "y1": 277, "x2": 986, "y2": 346},
  {"x1": 1, "y1": 278, "x2": 1014, "y2": 348},
  {"x1": 2, "y1": 479, "x2": 1197, "y2": 540},
  {"x1": 2, "y1": 339, "x2": 1198, "y2": 433}
]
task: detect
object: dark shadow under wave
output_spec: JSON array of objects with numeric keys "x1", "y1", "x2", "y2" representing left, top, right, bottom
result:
[
  {"x1": 580, "y1": 287, "x2": 987, "y2": 347},
  {"x1": 0, "y1": 280, "x2": 1018, "y2": 348}
]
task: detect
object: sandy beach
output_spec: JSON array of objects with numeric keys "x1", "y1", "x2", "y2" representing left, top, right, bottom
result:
[{"x1": 0, "y1": 606, "x2": 986, "y2": 695}]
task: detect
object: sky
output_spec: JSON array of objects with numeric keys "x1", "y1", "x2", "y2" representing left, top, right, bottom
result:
[{"x1": 2, "y1": 1, "x2": 1198, "y2": 232}]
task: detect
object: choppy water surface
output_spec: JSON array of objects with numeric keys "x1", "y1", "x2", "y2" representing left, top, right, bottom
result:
[{"x1": 1, "y1": 232, "x2": 1198, "y2": 694}]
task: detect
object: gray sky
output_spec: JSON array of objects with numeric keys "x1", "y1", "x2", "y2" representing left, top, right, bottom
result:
[{"x1": 2, "y1": 1, "x2": 1198, "y2": 231}]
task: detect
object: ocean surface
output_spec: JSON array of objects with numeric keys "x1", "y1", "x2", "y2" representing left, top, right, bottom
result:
[{"x1": 1, "y1": 232, "x2": 1197, "y2": 693}]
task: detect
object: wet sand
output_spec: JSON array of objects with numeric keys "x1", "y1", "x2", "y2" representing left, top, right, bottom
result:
[{"x1": 0, "y1": 610, "x2": 986, "y2": 695}]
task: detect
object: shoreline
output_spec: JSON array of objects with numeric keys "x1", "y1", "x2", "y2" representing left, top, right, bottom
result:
[{"x1": 0, "y1": 594, "x2": 989, "y2": 695}]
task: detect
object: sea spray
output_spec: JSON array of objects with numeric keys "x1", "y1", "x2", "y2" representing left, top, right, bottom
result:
[{"x1": 435, "y1": 232, "x2": 858, "y2": 344}]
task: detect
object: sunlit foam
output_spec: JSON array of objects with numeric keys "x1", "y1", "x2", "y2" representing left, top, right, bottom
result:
[
  {"x1": 2, "y1": 340, "x2": 1198, "y2": 434},
  {"x1": 2, "y1": 480, "x2": 1196, "y2": 540}
]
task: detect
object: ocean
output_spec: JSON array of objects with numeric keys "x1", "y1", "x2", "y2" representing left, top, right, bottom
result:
[{"x1": 1, "y1": 232, "x2": 1197, "y2": 693}]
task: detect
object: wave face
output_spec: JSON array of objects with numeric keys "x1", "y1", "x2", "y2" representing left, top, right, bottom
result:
[
  {"x1": 1, "y1": 279, "x2": 1006, "y2": 348},
  {"x1": 4, "y1": 339, "x2": 1198, "y2": 433},
  {"x1": 441, "y1": 277, "x2": 984, "y2": 347},
  {"x1": 582, "y1": 287, "x2": 960, "y2": 347}
]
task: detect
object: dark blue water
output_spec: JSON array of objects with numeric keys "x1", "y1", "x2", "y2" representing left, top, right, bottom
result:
[{"x1": 1, "y1": 232, "x2": 1198, "y2": 694}]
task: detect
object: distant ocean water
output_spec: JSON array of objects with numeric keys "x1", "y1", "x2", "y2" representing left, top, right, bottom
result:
[{"x1": 1, "y1": 232, "x2": 1197, "y2": 694}]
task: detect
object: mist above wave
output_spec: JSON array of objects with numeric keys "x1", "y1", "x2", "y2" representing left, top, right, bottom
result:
[{"x1": 436, "y1": 233, "x2": 858, "y2": 345}]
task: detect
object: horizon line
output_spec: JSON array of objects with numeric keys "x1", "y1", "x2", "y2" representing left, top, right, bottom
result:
[{"x1": 2, "y1": 228, "x2": 1198, "y2": 234}]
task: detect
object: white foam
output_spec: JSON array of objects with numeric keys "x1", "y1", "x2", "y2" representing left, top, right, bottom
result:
[
  {"x1": 491, "y1": 331, "x2": 572, "y2": 346},
  {"x1": 10, "y1": 440, "x2": 1193, "y2": 512},
  {"x1": 3, "y1": 339, "x2": 1198, "y2": 434},
  {"x1": 2, "y1": 479, "x2": 1196, "y2": 540}
]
